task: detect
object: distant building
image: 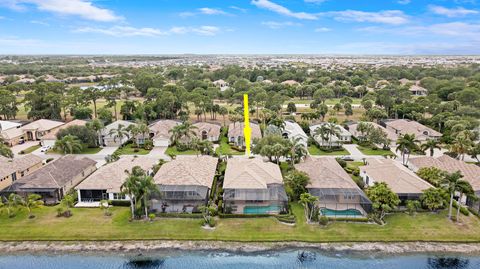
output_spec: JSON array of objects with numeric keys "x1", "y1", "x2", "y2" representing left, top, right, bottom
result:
[
  {"x1": 347, "y1": 121, "x2": 398, "y2": 143},
  {"x1": 213, "y1": 79, "x2": 229, "y2": 91},
  {"x1": 281, "y1": 80, "x2": 300, "y2": 86}
]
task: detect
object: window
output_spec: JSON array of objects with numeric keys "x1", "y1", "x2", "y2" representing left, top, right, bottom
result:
[{"x1": 113, "y1": 193, "x2": 126, "y2": 200}]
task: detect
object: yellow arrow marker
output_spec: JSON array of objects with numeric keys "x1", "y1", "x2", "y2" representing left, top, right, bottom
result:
[{"x1": 243, "y1": 94, "x2": 251, "y2": 157}]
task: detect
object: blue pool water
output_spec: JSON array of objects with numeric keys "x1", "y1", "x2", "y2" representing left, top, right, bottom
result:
[
  {"x1": 321, "y1": 208, "x2": 363, "y2": 216},
  {"x1": 243, "y1": 205, "x2": 281, "y2": 214},
  {"x1": 0, "y1": 251, "x2": 479, "y2": 269}
]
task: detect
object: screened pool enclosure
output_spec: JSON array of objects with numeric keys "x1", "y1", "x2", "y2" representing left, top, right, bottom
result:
[
  {"x1": 151, "y1": 185, "x2": 210, "y2": 213},
  {"x1": 309, "y1": 187, "x2": 372, "y2": 217},
  {"x1": 223, "y1": 184, "x2": 289, "y2": 214}
]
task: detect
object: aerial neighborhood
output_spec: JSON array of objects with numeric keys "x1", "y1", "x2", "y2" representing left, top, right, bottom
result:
[{"x1": 0, "y1": 56, "x2": 479, "y2": 242}]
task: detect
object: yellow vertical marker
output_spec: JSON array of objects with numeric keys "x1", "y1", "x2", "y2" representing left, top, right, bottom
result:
[{"x1": 243, "y1": 94, "x2": 251, "y2": 157}]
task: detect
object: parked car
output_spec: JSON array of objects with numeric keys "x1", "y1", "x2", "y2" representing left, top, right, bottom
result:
[
  {"x1": 40, "y1": 145, "x2": 51, "y2": 152},
  {"x1": 340, "y1": 155, "x2": 354, "y2": 161}
]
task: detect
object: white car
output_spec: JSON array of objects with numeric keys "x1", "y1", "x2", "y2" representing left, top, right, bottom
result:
[{"x1": 40, "y1": 145, "x2": 51, "y2": 152}]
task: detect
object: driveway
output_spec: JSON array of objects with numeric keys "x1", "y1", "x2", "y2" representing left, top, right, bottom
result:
[
  {"x1": 11, "y1": 141, "x2": 39, "y2": 155},
  {"x1": 147, "y1": 147, "x2": 170, "y2": 160}
]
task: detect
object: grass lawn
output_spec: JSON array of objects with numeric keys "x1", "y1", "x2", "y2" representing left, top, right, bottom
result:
[
  {"x1": 1, "y1": 203, "x2": 480, "y2": 242},
  {"x1": 114, "y1": 143, "x2": 151, "y2": 155},
  {"x1": 215, "y1": 134, "x2": 244, "y2": 156},
  {"x1": 48, "y1": 147, "x2": 103, "y2": 155},
  {"x1": 19, "y1": 144, "x2": 41, "y2": 154},
  {"x1": 308, "y1": 145, "x2": 349, "y2": 156},
  {"x1": 357, "y1": 145, "x2": 394, "y2": 156},
  {"x1": 165, "y1": 146, "x2": 199, "y2": 156}
]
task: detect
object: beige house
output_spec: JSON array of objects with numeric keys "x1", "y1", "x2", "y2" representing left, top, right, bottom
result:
[
  {"x1": 148, "y1": 120, "x2": 180, "y2": 147},
  {"x1": 383, "y1": 119, "x2": 442, "y2": 142},
  {"x1": 0, "y1": 154, "x2": 43, "y2": 191},
  {"x1": 193, "y1": 122, "x2": 221, "y2": 142},
  {"x1": 1, "y1": 126, "x2": 24, "y2": 146},
  {"x1": 347, "y1": 121, "x2": 398, "y2": 143},
  {"x1": 75, "y1": 156, "x2": 158, "y2": 206},
  {"x1": 21, "y1": 119, "x2": 65, "y2": 142},
  {"x1": 153, "y1": 156, "x2": 218, "y2": 213},
  {"x1": 101, "y1": 120, "x2": 136, "y2": 147},
  {"x1": 409, "y1": 155, "x2": 480, "y2": 212},
  {"x1": 4, "y1": 155, "x2": 96, "y2": 204},
  {"x1": 223, "y1": 158, "x2": 288, "y2": 214},
  {"x1": 295, "y1": 157, "x2": 371, "y2": 217},
  {"x1": 41, "y1": 119, "x2": 87, "y2": 147},
  {"x1": 360, "y1": 159, "x2": 433, "y2": 201},
  {"x1": 228, "y1": 122, "x2": 262, "y2": 148}
]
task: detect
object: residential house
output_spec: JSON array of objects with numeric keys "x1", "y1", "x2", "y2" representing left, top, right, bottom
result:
[
  {"x1": 409, "y1": 85, "x2": 428, "y2": 96},
  {"x1": 213, "y1": 79, "x2": 229, "y2": 91},
  {"x1": 223, "y1": 158, "x2": 288, "y2": 214},
  {"x1": 383, "y1": 119, "x2": 442, "y2": 142},
  {"x1": 148, "y1": 120, "x2": 180, "y2": 147},
  {"x1": 0, "y1": 120, "x2": 23, "y2": 146},
  {"x1": 152, "y1": 156, "x2": 218, "y2": 213},
  {"x1": 281, "y1": 80, "x2": 300, "y2": 86},
  {"x1": 0, "y1": 120, "x2": 21, "y2": 132},
  {"x1": 295, "y1": 157, "x2": 371, "y2": 217},
  {"x1": 228, "y1": 122, "x2": 262, "y2": 148},
  {"x1": 409, "y1": 155, "x2": 480, "y2": 212},
  {"x1": 360, "y1": 159, "x2": 433, "y2": 201},
  {"x1": 282, "y1": 121, "x2": 308, "y2": 149},
  {"x1": 40, "y1": 119, "x2": 87, "y2": 147},
  {"x1": 20, "y1": 119, "x2": 65, "y2": 142},
  {"x1": 75, "y1": 156, "x2": 157, "y2": 206},
  {"x1": 310, "y1": 123, "x2": 352, "y2": 147},
  {"x1": 3, "y1": 155, "x2": 96, "y2": 204},
  {"x1": 101, "y1": 120, "x2": 136, "y2": 147},
  {"x1": 0, "y1": 154, "x2": 43, "y2": 191},
  {"x1": 193, "y1": 122, "x2": 221, "y2": 142},
  {"x1": 347, "y1": 121, "x2": 398, "y2": 144}
]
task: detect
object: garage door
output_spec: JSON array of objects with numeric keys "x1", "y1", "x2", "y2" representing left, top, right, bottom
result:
[{"x1": 154, "y1": 139, "x2": 169, "y2": 147}]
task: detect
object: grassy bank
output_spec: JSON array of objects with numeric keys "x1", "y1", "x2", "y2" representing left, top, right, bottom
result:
[{"x1": 1, "y1": 203, "x2": 479, "y2": 242}]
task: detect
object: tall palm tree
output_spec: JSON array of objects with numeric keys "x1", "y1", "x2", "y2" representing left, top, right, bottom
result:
[
  {"x1": 86, "y1": 119, "x2": 104, "y2": 147},
  {"x1": 136, "y1": 174, "x2": 159, "y2": 219},
  {"x1": 289, "y1": 137, "x2": 307, "y2": 165},
  {"x1": 325, "y1": 123, "x2": 341, "y2": 149},
  {"x1": 396, "y1": 134, "x2": 419, "y2": 165},
  {"x1": 442, "y1": 171, "x2": 471, "y2": 221},
  {"x1": 4, "y1": 193, "x2": 23, "y2": 217},
  {"x1": 54, "y1": 135, "x2": 83, "y2": 154},
  {"x1": 421, "y1": 139, "x2": 441, "y2": 157},
  {"x1": 108, "y1": 124, "x2": 130, "y2": 144},
  {"x1": 121, "y1": 172, "x2": 139, "y2": 219},
  {"x1": 135, "y1": 121, "x2": 150, "y2": 145},
  {"x1": 450, "y1": 132, "x2": 473, "y2": 160},
  {"x1": 169, "y1": 121, "x2": 197, "y2": 145},
  {"x1": 300, "y1": 192, "x2": 318, "y2": 223},
  {"x1": 314, "y1": 124, "x2": 329, "y2": 147},
  {"x1": 456, "y1": 182, "x2": 474, "y2": 221}
]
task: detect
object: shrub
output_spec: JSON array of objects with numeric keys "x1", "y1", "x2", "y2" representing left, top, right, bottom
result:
[
  {"x1": 319, "y1": 215, "x2": 329, "y2": 226},
  {"x1": 176, "y1": 142, "x2": 190, "y2": 152},
  {"x1": 335, "y1": 158, "x2": 347, "y2": 168},
  {"x1": 110, "y1": 200, "x2": 131, "y2": 207},
  {"x1": 46, "y1": 158, "x2": 54, "y2": 163},
  {"x1": 148, "y1": 213, "x2": 156, "y2": 221},
  {"x1": 460, "y1": 206, "x2": 470, "y2": 216}
]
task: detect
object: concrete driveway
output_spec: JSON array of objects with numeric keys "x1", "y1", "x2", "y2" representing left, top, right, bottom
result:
[
  {"x1": 11, "y1": 141, "x2": 40, "y2": 155},
  {"x1": 147, "y1": 147, "x2": 170, "y2": 160}
]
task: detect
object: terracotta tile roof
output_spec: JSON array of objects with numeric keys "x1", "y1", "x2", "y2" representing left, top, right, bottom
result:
[
  {"x1": 295, "y1": 157, "x2": 359, "y2": 189},
  {"x1": 1, "y1": 127, "x2": 23, "y2": 140},
  {"x1": 41, "y1": 119, "x2": 87, "y2": 140},
  {"x1": 385, "y1": 119, "x2": 442, "y2": 140},
  {"x1": 224, "y1": 158, "x2": 283, "y2": 189},
  {"x1": 193, "y1": 122, "x2": 221, "y2": 139},
  {"x1": 76, "y1": 156, "x2": 158, "y2": 193},
  {"x1": 227, "y1": 122, "x2": 262, "y2": 139},
  {"x1": 154, "y1": 156, "x2": 218, "y2": 188},
  {"x1": 410, "y1": 155, "x2": 480, "y2": 191},
  {"x1": 360, "y1": 159, "x2": 433, "y2": 194},
  {"x1": 149, "y1": 120, "x2": 180, "y2": 140},
  {"x1": 21, "y1": 119, "x2": 64, "y2": 132},
  {"x1": 0, "y1": 154, "x2": 43, "y2": 179}
]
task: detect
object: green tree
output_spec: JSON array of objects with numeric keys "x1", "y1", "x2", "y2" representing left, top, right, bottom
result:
[
  {"x1": 60, "y1": 194, "x2": 75, "y2": 217},
  {"x1": 0, "y1": 142, "x2": 13, "y2": 158},
  {"x1": 23, "y1": 194, "x2": 44, "y2": 218},
  {"x1": 421, "y1": 139, "x2": 441, "y2": 157},
  {"x1": 83, "y1": 87, "x2": 103, "y2": 118},
  {"x1": 284, "y1": 170, "x2": 310, "y2": 201},
  {"x1": 366, "y1": 182, "x2": 400, "y2": 224},
  {"x1": 0, "y1": 88, "x2": 18, "y2": 119},
  {"x1": 54, "y1": 135, "x2": 83, "y2": 154},
  {"x1": 108, "y1": 124, "x2": 130, "y2": 144},
  {"x1": 3, "y1": 193, "x2": 23, "y2": 218},
  {"x1": 169, "y1": 121, "x2": 197, "y2": 145},
  {"x1": 300, "y1": 192, "x2": 318, "y2": 223},
  {"x1": 406, "y1": 200, "x2": 421, "y2": 216},
  {"x1": 442, "y1": 171, "x2": 471, "y2": 220},
  {"x1": 420, "y1": 188, "x2": 446, "y2": 212},
  {"x1": 396, "y1": 134, "x2": 419, "y2": 165},
  {"x1": 286, "y1": 102, "x2": 296, "y2": 114}
]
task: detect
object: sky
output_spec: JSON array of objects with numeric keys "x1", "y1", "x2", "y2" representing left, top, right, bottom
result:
[{"x1": 0, "y1": 0, "x2": 480, "y2": 55}]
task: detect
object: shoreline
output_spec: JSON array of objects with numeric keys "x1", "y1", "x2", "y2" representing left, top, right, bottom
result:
[{"x1": 2, "y1": 241, "x2": 480, "y2": 255}]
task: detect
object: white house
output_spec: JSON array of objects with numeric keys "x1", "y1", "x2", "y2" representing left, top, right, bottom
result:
[
  {"x1": 310, "y1": 123, "x2": 352, "y2": 147},
  {"x1": 282, "y1": 121, "x2": 308, "y2": 149},
  {"x1": 101, "y1": 120, "x2": 136, "y2": 147},
  {"x1": 148, "y1": 120, "x2": 180, "y2": 147}
]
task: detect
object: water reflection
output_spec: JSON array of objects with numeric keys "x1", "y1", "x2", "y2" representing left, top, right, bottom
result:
[
  {"x1": 121, "y1": 258, "x2": 165, "y2": 269},
  {"x1": 427, "y1": 257, "x2": 470, "y2": 269}
]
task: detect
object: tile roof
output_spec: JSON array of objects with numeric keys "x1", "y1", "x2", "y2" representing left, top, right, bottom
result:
[
  {"x1": 227, "y1": 122, "x2": 262, "y2": 139},
  {"x1": 0, "y1": 120, "x2": 21, "y2": 131},
  {"x1": 8, "y1": 155, "x2": 96, "y2": 190},
  {"x1": 149, "y1": 120, "x2": 180, "y2": 140},
  {"x1": 385, "y1": 119, "x2": 442, "y2": 140},
  {"x1": 360, "y1": 159, "x2": 433, "y2": 194},
  {"x1": 347, "y1": 122, "x2": 398, "y2": 142},
  {"x1": 154, "y1": 156, "x2": 218, "y2": 188},
  {"x1": 409, "y1": 155, "x2": 480, "y2": 191},
  {"x1": 193, "y1": 122, "x2": 221, "y2": 138},
  {"x1": 0, "y1": 154, "x2": 43, "y2": 179},
  {"x1": 21, "y1": 119, "x2": 64, "y2": 132},
  {"x1": 295, "y1": 157, "x2": 359, "y2": 189},
  {"x1": 1, "y1": 127, "x2": 23, "y2": 140},
  {"x1": 76, "y1": 156, "x2": 158, "y2": 193},
  {"x1": 41, "y1": 119, "x2": 87, "y2": 140},
  {"x1": 224, "y1": 158, "x2": 283, "y2": 189}
]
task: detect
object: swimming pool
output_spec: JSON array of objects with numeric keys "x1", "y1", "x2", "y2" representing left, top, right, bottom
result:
[
  {"x1": 243, "y1": 205, "x2": 281, "y2": 214},
  {"x1": 320, "y1": 208, "x2": 363, "y2": 217}
]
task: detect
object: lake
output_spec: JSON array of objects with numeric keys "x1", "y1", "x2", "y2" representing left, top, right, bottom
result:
[{"x1": 0, "y1": 250, "x2": 479, "y2": 269}]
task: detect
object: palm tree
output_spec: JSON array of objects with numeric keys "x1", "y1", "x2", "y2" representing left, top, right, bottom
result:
[
  {"x1": 4, "y1": 193, "x2": 23, "y2": 217},
  {"x1": 108, "y1": 124, "x2": 130, "y2": 144},
  {"x1": 396, "y1": 134, "x2": 419, "y2": 165},
  {"x1": 169, "y1": 121, "x2": 197, "y2": 145},
  {"x1": 218, "y1": 106, "x2": 228, "y2": 126},
  {"x1": 86, "y1": 119, "x2": 104, "y2": 147},
  {"x1": 289, "y1": 137, "x2": 307, "y2": 165},
  {"x1": 325, "y1": 123, "x2": 341, "y2": 148},
  {"x1": 0, "y1": 143, "x2": 13, "y2": 158},
  {"x1": 300, "y1": 192, "x2": 318, "y2": 223},
  {"x1": 450, "y1": 132, "x2": 473, "y2": 160},
  {"x1": 421, "y1": 139, "x2": 441, "y2": 157},
  {"x1": 54, "y1": 135, "x2": 83, "y2": 154},
  {"x1": 23, "y1": 194, "x2": 44, "y2": 218},
  {"x1": 456, "y1": 182, "x2": 474, "y2": 222},
  {"x1": 135, "y1": 121, "x2": 150, "y2": 146},
  {"x1": 121, "y1": 172, "x2": 139, "y2": 219},
  {"x1": 442, "y1": 171, "x2": 471, "y2": 221},
  {"x1": 313, "y1": 124, "x2": 329, "y2": 147},
  {"x1": 136, "y1": 173, "x2": 159, "y2": 219}
]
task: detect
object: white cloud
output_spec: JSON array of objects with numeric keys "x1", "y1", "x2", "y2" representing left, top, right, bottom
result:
[
  {"x1": 229, "y1": 6, "x2": 247, "y2": 12},
  {"x1": 198, "y1": 7, "x2": 228, "y2": 15},
  {"x1": 6, "y1": 0, "x2": 121, "y2": 22},
  {"x1": 304, "y1": 0, "x2": 327, "y2": 3},
  {"x1": 30, "y1": 20, "x2": 49, "y2": 26},
  {"x1": 74, "y1": 25, "x2": 223, "y2": 37},
  {"x1": 329, "y1": 10, "x2": 409, "y2": 25},
  {"x1": 397, "y1": 0, "x2": 411, "y2": 4},
  {"x1": 428, "y1": 5, "x2": 478, "y2": 17},
  {"x1": 315, "y1": 27, "x2": 331, "y2": 32},
  {"x1": 261, "y1": 21, "x2": 302, "y2": 29},
  {"x1": 251, "y1": 0, "x2": 318, "y2": 20}
]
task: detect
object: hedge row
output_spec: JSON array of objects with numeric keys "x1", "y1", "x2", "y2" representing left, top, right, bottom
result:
[
  {"x1": 219, "y1": 213, "x2": 290, "y2": 218},
  {"x1": 327, "y1": 217, "x2": 369, "y2": 222},
  {"x1": 156, "y1": 213, "x2": 204, "y2": 218}
]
